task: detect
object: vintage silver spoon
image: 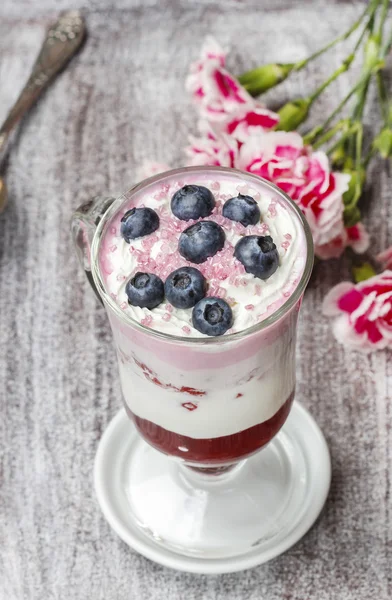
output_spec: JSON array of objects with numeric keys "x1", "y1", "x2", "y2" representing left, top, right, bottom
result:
[{"x1": 0, "y1": 10, "x2": 86, "y2": 211}]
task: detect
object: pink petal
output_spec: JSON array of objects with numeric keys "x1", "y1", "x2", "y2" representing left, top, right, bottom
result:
[
  {"x1": 322, "y1": 282, "x2": 356, "y2": 316},
  {"x1": 337, "y1": 289, "x2": 364, "y2": 313}
]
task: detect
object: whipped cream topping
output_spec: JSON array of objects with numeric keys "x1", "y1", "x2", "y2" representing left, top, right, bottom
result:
[{"x1": 100, "y1": 173, "x2": 307, "y2": 337}]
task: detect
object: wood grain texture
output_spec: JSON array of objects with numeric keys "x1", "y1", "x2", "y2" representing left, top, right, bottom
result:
[{"x1": 0, "y1": 1, "x2": 390, "y2": 599}]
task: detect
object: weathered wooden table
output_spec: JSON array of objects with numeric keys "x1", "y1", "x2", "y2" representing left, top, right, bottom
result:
[{"x1": 0, "y1": 1, "x2": 391, "y2": 598}]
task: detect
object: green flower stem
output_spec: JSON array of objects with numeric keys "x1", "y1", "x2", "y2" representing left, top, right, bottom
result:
[
  {"x1": 293, "y1": 1, "x2": 377, "y2": 71},
  {"x1": 276, "y1": 54, "x2": 355, "y2": 132},
  {"x1": 352, "y1": 75, "x2": 372, "y2": 121},
  {"x1": 353, "y1": 0, "x2": 383, "y2": 52},
  {"x1": 326, "y1": 122, "x2": 361, "y2": 157},
  {"x1": 376, "y1": 0, "x2": 390, "y2": 39},
  {"x1": 238, "y1": 0, "x2": 380, "y2": 97},
  {"x1": 376, "y1": 71, "x2": 389, "y2": 123},
  {"x1": 363, "y1": 145, "x2": 378, "y2": 168},
  {"x1": 308, "y1": 54, "x2": 354, "y2": 104},
  {"x1": 310, "y1": 119, "x2": 350, "y2": 149},
  {"x1": 354, "y1": 123, "x2": 364, "y2": 202},
  {"x1": 381, "y1": 24, "x2": 392, "y2": 57},
  {"x1": 305, "y1": 2, "x2": 384, "y2": 147},
  {"x1": 304, "y1": 67, "x2": 374, "y2": 146}
]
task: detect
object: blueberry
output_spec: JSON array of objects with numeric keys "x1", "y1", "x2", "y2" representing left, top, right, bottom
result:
[
  {"x1": 234, "y1": 235, "x2": 279, "y2": 280},
  {"x1": 120, "y1": 207, "x2": 159, "y2": 242},
  {"x1": 192, "y1": 297, "x2": 233, "y2": 336},
  {"x1": 222, "y1": 194, "x2": 261, "y2": 227},
  {"x1": 171, "y1": 185, "x2": 215, "y2": 221},
  {"x1": 125, "y1": 272, "x2": 164, "y2": 309},
  {"x1": 165, "y1": 267, "x2": 206, "y2": 309},
  {"x1": 179, "y1": 221, "x2": 225, "y2": 264}
]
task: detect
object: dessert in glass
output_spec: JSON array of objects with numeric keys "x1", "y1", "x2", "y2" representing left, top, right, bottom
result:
[{"x1": 72, "y1": 166, "x2": 314, "y2": 559}]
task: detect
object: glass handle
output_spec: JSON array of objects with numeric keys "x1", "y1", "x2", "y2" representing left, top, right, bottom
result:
[{"x1": 71, "y1": 196, "x2": 115, "y2": 303}]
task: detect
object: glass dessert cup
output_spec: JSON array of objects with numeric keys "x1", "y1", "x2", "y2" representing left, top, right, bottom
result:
[{"x1": 72, "y1": 166, "x2": 315, "y2": 559}]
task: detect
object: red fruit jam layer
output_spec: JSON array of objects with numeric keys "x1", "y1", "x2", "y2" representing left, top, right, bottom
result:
[{"x1": 125, "y1": 391, "x2": 294, "y2": 464}]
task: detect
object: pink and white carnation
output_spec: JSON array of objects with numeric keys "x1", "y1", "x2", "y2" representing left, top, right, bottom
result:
[
  {"x1": 376, "y1": 245, "x2": 392, "y2": 271},
  {"x1": 222, "y1": 105, "x2": 279, "y2": 142},
  {"x1": 185, "y1": 121, "x2": 238, "y2": 167},
  {"x1": 237, "y1": 131, "x2": 351, "y2": 258},
  {"x1": 136, "y1": 161, "x2": 171, "y2": 181},
  {"x1": 323, "y1": 270, "x2": 392, "y2": 351},
  {"x1": 316, "y1": 222, "x2": 370, "y2": 260},
  {"x1": 186, "y1": 37, "x2": 255, "y2": 122}
]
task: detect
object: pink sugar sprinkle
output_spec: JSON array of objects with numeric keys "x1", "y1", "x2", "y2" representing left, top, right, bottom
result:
[
  {"x1": 284, "y1": 233, "x2": 292, "y2": 240},
  {"x1": 214, "y1": 214, "x2": 226, "y2": 226},
  {"x1": 161, "y1": 242, "x2": 173, "y2": 253},
  {"x1": 211, "y1": 181, "x2": 220, "y2": 190},
  {"x1": 110, "y1": 226, "x2": 117, "y2": 235},
  {"x1": 116, "y1": 274, "x2": 126, "y2": 281},
  {"x1": 241, "y1": 279, "x2": 248, "y2": 287},
  {"x1": 268, "y1": 201, "x2": 278, "y2": 217},
  {"x1": 162, "y1": 313, "x2": 171, "y2": 322},
  {"x1": 141, "y1": 314, "x2": 153, "y2": 327},
  {"x1": 182, "y1": 325, "x2": 191, "y2": 334},
  {"x1": 255, "y1": 284, "x2": 262, "y2": 296},
  {"x1": 254, "y1": 192, "x2": 261, "y2": 201},
  {"x1": 283, "y1": 291, "x2": 291, "y2": 298},
  {"x1": 281, "y1": 241, "x2": 290, "y2": 249},
  {"x1": 236, "y1": 184, "x2": 249, "y2": 195},
  {"x1": 245, "y1": 304, "x2": 254, "y2": 310},
  {"x1": 128, "y1": 209, "x2": 254, "y2": 290},
  {"x1": 109, "y1": 244, "x2": 117, "y2": 253},
  {"x1": 120, "y1": 302, "x2": 127, "y2": 310},
  {"x1": 165, "y1": 304, "x2": 174, "y2": 313},
  {"x1": 217, "y1": 287, "x2": 227, "y2": 298},
  {"x1": 259, "y1": 223, "x2": 269, "y2": 235},
  {"x1": 110, "y1": 293, "x2": 117, "y2": 300},
  {"x1": 102, "y1": 263, "x2": 113, "y2": 275},
  {"x1": 142, "y1": 237, "x2": 155, "y2": 249}
]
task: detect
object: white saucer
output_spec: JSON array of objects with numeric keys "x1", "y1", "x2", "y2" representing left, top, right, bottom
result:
[{"x1": 94, "y1": 401, "x2": 331, "y2": 574}]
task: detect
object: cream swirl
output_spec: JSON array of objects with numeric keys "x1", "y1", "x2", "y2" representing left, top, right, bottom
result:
[{"x1": 100, "y1": 175, "x2": 307, "y2": 336}]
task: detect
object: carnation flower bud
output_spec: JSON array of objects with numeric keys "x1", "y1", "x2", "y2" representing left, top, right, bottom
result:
[
  {"x1": 342, "y1": 167, "x2": 366, "y2": 227},
  {"x1": 372, "y1": 127, "x2": 392, "y2": 159},
  {"x1": 238, "y1": 63, "x2": 295, "y2": 96},
  {"x1": 364, "y1": 34, "x2": 382, "y2": 72},
  {"x1": 330, "y1": 145, "x2": 347, "y2": 170},
  {"x1": 276, "y1": 98, "x2": 311, "y2": 132}
]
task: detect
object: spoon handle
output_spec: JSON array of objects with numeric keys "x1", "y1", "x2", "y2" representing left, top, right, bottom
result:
[{"x1": 0, "y1": 11, "x2": 86, "y2": 152}]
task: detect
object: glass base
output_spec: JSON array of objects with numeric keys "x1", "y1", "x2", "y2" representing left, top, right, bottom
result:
[{"x1": 94, "y1": 402, "x2": 331, "y2": 573}]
